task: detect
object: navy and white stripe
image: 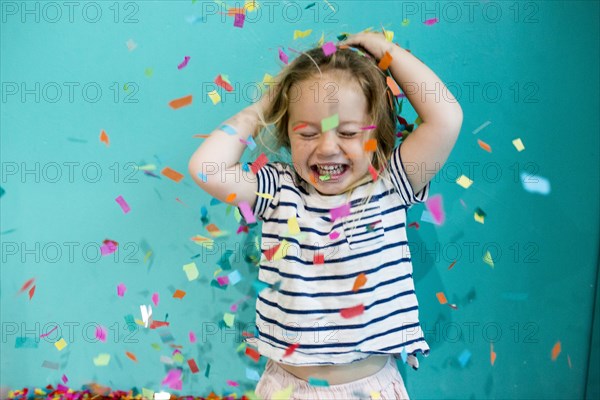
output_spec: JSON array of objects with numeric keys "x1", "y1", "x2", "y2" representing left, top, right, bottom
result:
[{"x1": 245, "y1": 143, "x2": 431, "y2": 368}]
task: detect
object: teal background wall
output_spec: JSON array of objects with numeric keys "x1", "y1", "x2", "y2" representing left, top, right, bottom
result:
[{"x1": 1, "y1": 0, "x2": 599, "y2": 398}]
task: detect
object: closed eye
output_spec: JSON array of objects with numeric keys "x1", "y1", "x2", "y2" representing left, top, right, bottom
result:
[{"x1": 339, "y1": 132, "x2": 359, "y2": 137}]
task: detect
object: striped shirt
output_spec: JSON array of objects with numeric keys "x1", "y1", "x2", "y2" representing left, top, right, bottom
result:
[{"x1": 244, "y1": 142, "x2": 431, "y2": 369}]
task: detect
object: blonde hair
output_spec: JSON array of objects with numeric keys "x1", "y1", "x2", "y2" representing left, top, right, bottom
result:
[{"x1": 252, "y1": 44, "x2": 402, "y2": 237}]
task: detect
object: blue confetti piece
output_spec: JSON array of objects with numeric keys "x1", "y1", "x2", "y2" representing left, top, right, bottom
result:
[
  {"x1": 210, "y1": 197, "x2": 221, "y2": 206},
  {"x1": 242, "y1": 162, "x2": 250, "y2": 172},
  {"x1": 458, "y1": 349, "x2": 472, "y2": 367},
  {"x1": 252, "y1": 280, "x2": 270, "y2": 294},
  {"x1": 228, "y1": 270, "x2": 242, "y2": 285},
  {"x1": 219, "y1": 124, "x2": 237, "y2": 135},
  {"x1": 308, "y1": 377, "x2": 330, "y2": 387},
  {"x1": 0, "y1": 186, "x2": 5, "y2": 198},
  {"x1": 420, "y1": 209, "x2": 435, "y2": 224},
  {"x1": 200, "y1": 205, "x2": 208, "y2": 218},
  {"x1": 400, "y1": 347, "x2": 408, "y2": 363},
  {"x1": 520, "y1": 171, "x2": 551, "y2": 195},
  {"x1": 197, "y1": 172, "x2": 208, "y2": 183},
  {"x1": 246, "y1": 367, "x2": 261, "y2": 381},
  {"x1": 246, "y1": 135, "x2": 257, "y2": 150}
]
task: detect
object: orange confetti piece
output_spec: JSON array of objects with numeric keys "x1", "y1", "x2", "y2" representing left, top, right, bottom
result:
[
  {"x1": 227, "y1": 7, "x2": 245, "y2": 15},
  {"x1": 169, "y1": 95, "x2": 193, "y2": 109},
  {"x1": 161, "y1": 167, "x2": 184, "y2": 182},
  {"x1": 149, "y1": 320, "x2": 169, "y2": 329},
  {"x1": 340, "y1": 304, "x2": 365, "y2": 319},
  {"x1": 363, "y1": 139, "x2": 377, "y2": 152},
  {"x1": 448, "y1": 260, "x2": 457, "y2": 270},
  {"x1": 477, "y1": 139, "x2": 492, "y2": 153},
  {"x1": 490, "y1": 343, "x2": 497, "y2": 366},
  {"x1": 99, "y1": 130, "x2": 109, "y2": 146},
  {"x1": 352, "y1": 273, "x2": 367, "y2": 292},
  {"x1": 19, "y1": 278, "x2": 35, "y2": 293},
  {"x1": 378, "y1": 51, "x2": 393, "y2": 70},
  {"x1": 173, "y1": 289, "x2": 186, "y2": 299},
  {"x1": 225, "y1": 193, "x2": 237, "y2": 203},
  {"x1": 310, "y1": 173, "x2": 317, "y2": 184},
  {"x1": 28, "y1": 285, "x2": 36, "y2": 300},
  {"x1": 386, "y1": 76, "x2": 401, "y2": 96},
  {"x1": 125, "y1": 351, "x2": 138, "y2": 362},
  {"x1": 551, "y1": 341, "x2": 561, "y2": 361},
  {"x1": 206, "y1": 223, "x2": 221, "y2": 234},
  {"x1": 436, "y1": 292, "x2": 448, "y2": 304},
  {"x1": 193, "y1": 134, "x2": 210, "y2": 138},
  {"x1": 245, "y1": 346, "x2": 261, "y2": 362},
  {"x1": 283, "y1": 343, "x2": 300, "y2": 357}
]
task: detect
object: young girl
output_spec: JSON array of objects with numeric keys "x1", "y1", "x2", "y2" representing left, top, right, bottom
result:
[{"x1": 189, "y1": 31, "x2": 463, "y2": 400}]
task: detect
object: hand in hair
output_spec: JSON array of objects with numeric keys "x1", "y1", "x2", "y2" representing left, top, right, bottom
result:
[{"x1": 339, "y1": 31, "x2": 397, "y2": 61}]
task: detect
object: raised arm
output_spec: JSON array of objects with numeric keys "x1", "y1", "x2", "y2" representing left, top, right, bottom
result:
[
  {"x1": 188, "y1": 98, "x2": 266, "y2": 209},
  {"x1": 342, "y1": 32, "x2": 464, "y2": 194}
]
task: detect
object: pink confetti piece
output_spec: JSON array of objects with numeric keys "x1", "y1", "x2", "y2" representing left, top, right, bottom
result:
[
  {"x1": 330, "y1": 203, "x2": 351, "y2": 223},
  {"x1": 95, "y1": 325, "x2": 107, "y2": 342},
  {"x1": 230, "y1": 303, "x2": 239, "y2": 312},
  {"x1": 61, "y1": 374, "x2": 68, "y2": 384},
  {"x1": 238, "y1": 201, "x2": 256, "y2": 224},
  {"x1": 329, "y1": 231, "x2": 340, "y2": 240},
  {"x1": 162, "y1": 368, "x2": 183, "y2": 390},
  {"x1": 152, "y1": 292, "x2": 159, "y2": 307},
  {"x1": 233, "y1": 12, "x2": 245, "y2": 28},
  {"x1": 189, "y1": 331, "x2": 197, "y2": 343},
  {"x1": 360, "y1": 125, "x2": 377, "y2": 130},
  {"x1": 115, "y1": 195, "x2": 130, "y2": 214},
  {"x1": 424, "y1": 17, "x2": 439, "y2": 25},
  {"x1": 278, "y1": 48, "x2": 289, "y2": 64},
  {"x1": 322, "y1": 41, "x2": 337, "y2": 56},
  {"x1": 40, "y1": 325, "x2": 58, "y2": 338},
  {"x1": 100, "y1": 240, "x2": 118, "y2": 256},
  {"x1": 217, "y1": 276, "x2": 230, "y2": 286},
  {"x1": 117, "y1": 283, "x2": 127, "y2": 297},
  {"x1": 425, "y1": 194, "x2": 445, "y2": 225},
  {"x1": 226, "y1": 380, "x2": 239, "y2": 387},
  {"x1": 177, "y1": 55, "x2": 191, "y2": 70}
]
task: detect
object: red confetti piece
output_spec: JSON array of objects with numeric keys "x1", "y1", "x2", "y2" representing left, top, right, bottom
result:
[
  {"x1": 408, "y1": 222, "x2": 420, "y2": 229},
  {"x1": 28, "y1": 285, "x2": 35, "y2": 300},
  {"x1": 340, "y1": 304, "x2": 364, "y2": 319},
  {"x1": 19, "y1": 278, "x2": 35, "y2": 293},
  {"x1": 293, "y1": 123, "x2": 308, "y2": 131},
  {"x1": 448, "y1": 261, "x2": 457, "y2": 270},
  {"x1": 245, "y1": 346, "x2": 261, "y2": 362},
  {"x1": 283, "y1": 343, "x2": 300, "y2": 357},
  {"x1": 250, "y1": 153, "x2": 268, "y2": 174},
  {"x1": 150, "y1": 320, "x2": 170, "y2": 329},
  {"x1": 368, "y1": 164, "x2": 379, "y2": 181},
  {"x1": 313, "y1": 253, "x2": 324, "y2": 264},
  {"x1": 263, "y1": 243, "x2": 281, "y2": 261},
  {"x1": 188, "y1": 358, "x2": 200, "y2": 373},
  {"x1": 215, "y1": 75, "x2": 233, "y2": 92}
]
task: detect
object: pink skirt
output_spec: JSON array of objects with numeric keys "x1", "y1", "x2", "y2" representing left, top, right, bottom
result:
[{"x1": 254, "y1": 355, "x2": 410, "y2": 399}]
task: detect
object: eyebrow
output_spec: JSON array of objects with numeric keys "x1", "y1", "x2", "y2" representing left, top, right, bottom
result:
[{"x1": 291, "y1": 120, "x2": 365, "y2": 130}]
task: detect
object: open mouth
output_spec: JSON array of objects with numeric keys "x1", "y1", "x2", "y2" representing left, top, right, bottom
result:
[{"x1": 310, "y1": 164, "x2": 349, "y2": 179}]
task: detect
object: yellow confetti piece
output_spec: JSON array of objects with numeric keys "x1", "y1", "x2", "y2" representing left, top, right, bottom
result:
[
  {"x1": 371, "y1": 391, "x2": 382, "y2": 399},
  {"x1": 483, "y1": 251, "x2": 494, "y2": 268},
  {"x1": 144, "y1": 250, "x2": 152, "y2": 262},
  {"x1": 208, "y1": 90, "x2": 221, "y2": 105},
  {"x1": 272, "y1": 239, "x2": 290, "y2": 261},
  {"x1": 512, "y1": 138, "x2": 525, "y2": 152},
  {"x1": 255, "y1": 191, "x2": 273, "y2": 200},
  {"x1": 384, "y1": 30, "x2": 394, "y2": 42},
  {"x1": 223, "y1": 312, "x2": 235, "y2": 327},
  {"x1": 317, "y1": 32, "x2": 325, "y2": 46},
  {"x1": 245, "y1": 0, "x2": 257, "y2": 11},
  {"x1": 142, "y1": 389, "x2": 155, "y2": 399},
  {"x1": 474, "y1": 212, "x2": 485, "y2": 224},
  {"x1": 54, "y1": 338, "x2": 67, "y2": 351},
  {"x1": 402, "y1": 18, "x2": 410, "y2": 26},
  {"x1": 287, "y1": 217, "x2": 300, "y2": 235},
  {"x1": 263, "y1": 73, "x2": 275, "y2": 86},
  {"x1": 136, "y1": 164, "x2": 156, "y2": 171},
  {"x1": 183, "y1": 262, "x2": 199, "y2": 281},
  {"x1": 272, "y1": 385, "x2": 294, "y2": 400},
  {"x1": 93, "y1": 353, "x2": 111, "y2": 366},
  {"x1": 214, "y1": 268, "x2": 223, "y2": 277},
  {"x1": 456, "y1": 175, "x2": 473, "y2": 189},
  {"x1": 293, "y1": 29, "x2": 312, "y2": 39}
]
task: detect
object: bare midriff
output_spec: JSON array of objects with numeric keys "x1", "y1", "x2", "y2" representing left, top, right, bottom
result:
[{"x1": 275, "y1": 354, "x2": 391, "y2": 385}]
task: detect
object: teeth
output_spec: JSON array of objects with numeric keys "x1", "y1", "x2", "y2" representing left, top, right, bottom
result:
[{"x1": 317, "y1": 164, "x2": 345, "y2": 175}]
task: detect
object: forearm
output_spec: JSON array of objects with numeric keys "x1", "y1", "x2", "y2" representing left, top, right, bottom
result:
[{"x1": 388, "y1": 45, "x2": 463, "y2": 128}]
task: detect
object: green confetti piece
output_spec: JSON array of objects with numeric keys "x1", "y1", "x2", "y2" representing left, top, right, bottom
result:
[
  {"x1": 205, "y1": 363, "x2": 211, "y2": 378},
  {"x1": 319, "y1": 174, "x2": 331, "y2": 181},
  {"x1": 321, "y1": 113, "x2": 339, "y2": 132},
  {"x1": 308, "y1": 377, "x2": 330, "y2": 387}
]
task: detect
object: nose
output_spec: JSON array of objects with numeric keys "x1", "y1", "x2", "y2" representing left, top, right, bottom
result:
[{"x1": 316, "y1": 130, "x2": 341, "y2": 156}]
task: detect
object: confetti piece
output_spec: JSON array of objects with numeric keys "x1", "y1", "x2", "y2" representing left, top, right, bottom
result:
[
  {"x1": 95, "y1": 325, "x2": 107, "y2": 342},
  {"x1": 293, "y1": 122, "x2": 308, "y2": 131},
  {"x1": 378, "y1": 51, "x2": 392, "y2": 70},
  {"x1": 425, "y1": 194, "x2": 445, "y2": 225},
  {"x1": 458, "y1": 349, "x2": 472, "y2": 367},
  {"x1": 402, "y1": 18, "x2": 410, "y2": 26},
  {"x1": 238, "y1": 201, "x2": 256, "y2": 224},
  {"x1": 234, "y1": 12, "x2": 245, "y2": 27},
  {"x1": 321, "y1": 113, "x2": 339, "y2": 132},
  {"x1": 54, "y1": 338, "x2": 67, "y2": 351},
  {"x1": 100, "y1": 239, "x2": 118, "y2": 256},
  {"x1": 408, "y1": 222, "x2": 420, "y2": 229},
  {"x1": 115, "y1": 195, "x2": 131, "y2": 214},
  {"x1": 126, "y1": 38, "x2": 137, "y2": 51},
  {"x1": 216, "y1": 275, "x2": 230, "y2": 286},
  {"x1": 272, "y1": 385, "x2": 293, "y2": 400},
  {"x1": 144, "y1": 67, "x2": 154, "y2": 77},
  {"x1": 99, "y1": 130, "x2": 109, "y2": 146},
  {"x1": 197, "y1": 172, "x2": 208, "y2": 182},
  {"x1": 322, "y1": 41, "x2": 337, "y2": 56},
  {"x1": 490, "y1": 343, "x2": 496, "y2": 366},
  {"x1": 313, "y1": 252, "x2": 324, "y2": 264},
  {"x1": 177, "y1": 56, "x2": 191, "y2": 70},
  {"x1": 352, "y1": 273, "x2": 367, "y2": 292},
  {"x1": 62, "y1": 374, "x2": 68, "y2": 384},
  {"x1": 472, "y1": 120, "x2": 491, "y2": 134},
  {"x1": 188, "y1": 358, "x2": 200, "y2": 373},
  {"x1": 287, "y1": 217, "x2": 300, "y2": 235},
  {"x1": 223, "y1": 313, "x2": 235, "y2": 327},
  {"x1": 386, "y1": 76, "x2": 401, "y2": 96},
  {"x1": 363, "y1": 138, "x2": 377, "y2": 152},
  {"x1": 520, "y1": 172, "x2": 551, "y2": 195},
  {"x1": 162, "y1": 369, "x2": 183, "y2": 390},
  {"x1": 245, "y1": 0, "x2": 257, "y2": 11},
  {"x1": 330, "y1": 202, "x2": 351, "y2": 223},
  {"x1": 208, "y1": 90, "x2": 221, "y2": 105},
  {"x1": 215, "y1": 74, "x2": 234, "y2": 92},
  {"x1": 483, "y1": 251, "x2": 494, "y2": 268},
  {"x1": 173, "y1": 289, "x2": 186, "y2": 299},
  {"x1": 224, "y1": 193, "x2": 237, "y2": 203},
  {"x1": 278, "y1": 48, "x2": 289, "y2": 64},
  {"x1": 512, "y1": 138, "x2": 525, "y2": 151},
  {"x1": 271, "y1": 239, "x2": 290, "y2": 261},
  {"x1": 191, "y1": 235, "x2": 214, "y2": 248},
  {"x1": 329, "y1": 231, "x2": 340, "y2": 240},
  {"x1": 283, "y1": 343, "x2": 300, "y2": 357},
  {"x1": 308, "y1": 377, "x2": 330, "y2": 387},
  {"x1": 340, "y1": 304, "x2": 364, "y2": 318},
  {"x1": 40, "y1": 326, "x2": 58, "y2": 338},
  {"x1": 93, "y1": 353, "x2": 111, "y2": 366},
  {"x1": 42, "y1": 360, "x2": 59, "y2": 370},
  {"x1": 168, "y1": 95, "x2": 192, "y2": 109},
  {"x1": 152, "y1": 292, "x2": 159, "y2": 307},
  {"x1": 568, "y1": 354, "x2": 572, "y2": 368},
  {"x1": 367, "y1": 164, "x2": 379, "y2": 181},
  {"x1": 474, "y1": 207, "x2": 486, "y2": 224},
  {"x1": 250, "y1": 153, "x2": 268, "y2": 174},
  {"x1": 456, "y1": 175, "x2": 473, "y2": 189},
  {"x1": 245, "y1": 346, "x2": 261, "y2": 362},
  {"x1": 161, "y1": 167, "x2": 184, "y2": 182},
  {"x1": 228, "y1": 270, "x2": 242, "y2": 285},
  {"x1": 551, "y1": 341, "x2": 561, "y2": 361},
  {"x1": 183, "y1": 262, "x2": 199, "y2": 281},
  {"x1": 477, "y1": 139, "x2": 492, "y2": 153},
  {"x1": 246, "y1": 367, "x2": 261, "y2": 381},
  {"x1": 140, "y1": 304, "x2": 152, "y2": 328},
  {"x1": 294, "y1": 29, "x2": 312, "y2": 39},
  {"x1": 448, "y1": 261, "x2": 457, "y2": 270},
  {"x1": 436, "y1": 292, "x2": 448, "y2": 304},
  {"x1": 28, "y1": 285, "x2": 35, "y2": 300},
  {"x1": 424, "y1": 17, "x2": 439, "y2": 25},
  {"x1": 20, "y1": 278, "x2": 35, "y2": 293},
  {"x1": 319, "y1": 174, "x2": 331, "y2": 181},
  {"x1": 124, "y1": 351, "x2": 137, "y2": 362}
]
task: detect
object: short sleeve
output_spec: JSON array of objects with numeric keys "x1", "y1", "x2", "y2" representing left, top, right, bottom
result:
[
  {"x1": 249, "y1": 162, "x2": 283, "y2": 221},
  {"x1": 387, "y1": 142, "x2": 430, "y2": 206}
]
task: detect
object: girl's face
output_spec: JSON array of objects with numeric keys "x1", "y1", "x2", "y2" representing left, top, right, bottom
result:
[{"x1": 287, "y1": 72, "x2": 373, "y2": 196}]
